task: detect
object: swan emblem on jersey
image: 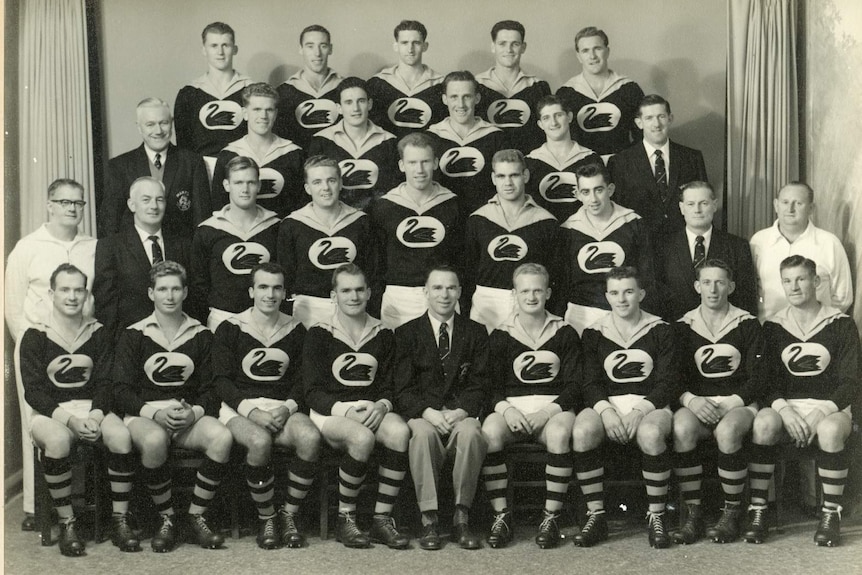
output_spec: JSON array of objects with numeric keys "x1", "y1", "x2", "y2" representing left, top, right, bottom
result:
[
  {"x1": 340, "y1": 159, "x2": 378, "y2": 190},
  {"x1": 695, "y1": 344, "x2": 741, "y2": 378},
  {"x1": 488, "y1": 234, "x2": 528, "y2": 262},
  {"x1": 296, "y1": 99, "x2": 338, "y2": 129},
  {"x1": 396, "y1": 216, "x2": 445, "y2": 248},
  {"x1": 47, "y1": 354, "x2": 93, "y2": 389},
  {"x1": 310, "y1": 237, "x2": 357, "y2": 269},
  {"x1": 440, "y1": 147, "x2": 485, "y2": 177},
  {"x1": 389, "y1": 98, "x2": 432, "y2": 128},
  {"x1": 242, "y1": 348, "x2": 290, "y2": 381},
  {"x1": 488, "y1": 99, "x2": 531, "y2": 127},
  {"x1": 539, "y1": 172, "x2": 579, "y2": 203},
  {"x1": 605, "y1": 349, "x2": 653, "y2": 383},
  {"x1": 199, "y1": 101, "x2": 243, "y2": 130},
  {"x1": 577, "y1": 102, "x2": 622, "y2": 133},
  {"x1": 332, "y1": 353, "x2": 378, "y2": 386},
  {"x1": 577, "y1": 242, "x2": 624, "y2": 273},
  {"x1": 145, "y1": 352, "x2": 195, "y2": 386},
  {"x1": 514, "y1": 350, "x2": 560, "y2": 384},
  {"x1": 781, "y1": 343, "x2": 830, "y2": 376},
  {"x1": 257, "y1": 168, "x2": 285, "y2": 199},
  {"x1": 223, "y1": 243, "x2": 271, "y2": 274}
]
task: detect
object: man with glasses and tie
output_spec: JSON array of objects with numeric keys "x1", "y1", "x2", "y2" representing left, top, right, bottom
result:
[
  {"x1": 608, "y1": 95, "x2": 707, "y2": 245},
  {"x1": 6, "y1": 178, "x2": 98, "y2": 530},
  {"x1": 99, "y1": 97, "x2": 210, "y2": 239},
  {"x1": 94, "y1": 176, "x2": 195, "y2": 339},
  {"x1": 657, "y1": 181, "x2": 756, "y2": 320}
]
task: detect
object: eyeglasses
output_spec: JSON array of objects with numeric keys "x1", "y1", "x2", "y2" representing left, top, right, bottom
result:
[{"x1": 50, "y1": 199, "x2": 87, "y2": 209}]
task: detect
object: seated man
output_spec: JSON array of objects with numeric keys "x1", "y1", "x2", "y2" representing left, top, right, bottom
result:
[
  {"x1": 278, "y1": 155, "x2": 378, "y2": 327},
  {"x1": 480, "y1": 263, "x2": 582, "y2": 549},
  {"x1": 394, "y1": 265, "x2": 490, "y2": 551},
  {"x1": 303, "y1": 263, "x2": 411, "y2": 549},
  {"x1": 114, "y1": 261, "x2": 233, "y2": 552},
  {"x1": 570, "y1": 266, "x2": 679, "y2": 548},
  {"x1": 671, "y1": 259, "x2": 762, "y2": 544},
  {"x1": 212, "y1": 262, "x2": 321, "y2": 549},
  {"x1": 21, "y1": 264, "x2": 137, "y2": 556},
  {"x1": 746, "y1": 255, "x2": 860, "y2": 547}
]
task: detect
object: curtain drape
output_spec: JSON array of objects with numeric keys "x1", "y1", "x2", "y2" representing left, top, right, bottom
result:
[
  {"x1": 726, "y1": 0, "x2": 799, "y2": 239},
  {"x1": 19, "y1": 0, "x2": 96, "y2": 236}
]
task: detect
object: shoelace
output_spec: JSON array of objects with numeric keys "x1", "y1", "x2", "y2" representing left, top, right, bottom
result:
[
  {"x1": 377, "y1": 515, "x2": 400, "y2": 536},
  {"x1": 158, "y1": 515, "x2": 174, "y2": 536},
  {"x1": 647, "y1": 512, "x2": 666, "y2": 536},
  {"x1": 714, "y1": 506, "x2": 740, "y2": 529},
  {"x1": 281, "y1": 510, "x2": 298, "y2": 533},
  {"x1": 490, "y1": 513, "x2": 509, "y2": 534},
  {"x1": 341, "y1": 513, "x2": 363, "y2": 536},
  {"x1": 582, "y1": 510, "x2": 605, "y2": 531},
  {"x1": 262, "y1": 517, "x2": 277, "y2": 537},
  {"x1": 538, "y1": 511, "x2": 558, "y2": 532},
  {"x1": 820, "y1": 507, "x2": 841, "y2": 527},
  {"x1": 748, "y1": 506, "x2": 767, "y2": 527},
  {"x1": 191, "y1": 515, "x2": 213, "y2": 535}
]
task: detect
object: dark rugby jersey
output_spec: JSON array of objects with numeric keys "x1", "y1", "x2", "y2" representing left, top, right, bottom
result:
[
  {"x1": 525, "y1": 142, "x2": 602, "y2": 221},
  {"x1": 489, "y1": 312, "x2": 582, "y2": 412},
  {"x1": 212, "y1": 308, "x2": 306, "y2": 413},
  {"x1": 274, "y1": 70, "x2": 342, "y2": 150},
  {"x1": 211, "y1": 136, "x2": 305, "y2": 218},
  {"x1": 367, "y1": 65, "x2": 446, "y2": 140},
  {"x1": 303, "y1": 314, "x2": 395, "y2": 415},
  {"x1": 175, "y1": 72, "x2": 251, "y2": 157},
  {"x1": 191, "y1": 206, "x2": 281, "y2": 313},
  {"x1": 475, "y1": 68, "x2": 551, "y2": 154}
]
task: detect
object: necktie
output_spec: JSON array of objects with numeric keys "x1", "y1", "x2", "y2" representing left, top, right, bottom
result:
[
  {"x1": 438, "y1": 322, "x2": 450, "y2": 361},
  {"x1": 148, "y1": 235, "x2": 164, "y2": 265},
  {"x1": 154, "y1": 153, "x2": 162, "y2": 170},
  {"x1": 693, "y1": 235, "x2": 706, "y2": 269},
  {"x1": 654, "y1": 149, "x2": 668, "y2": 202}
]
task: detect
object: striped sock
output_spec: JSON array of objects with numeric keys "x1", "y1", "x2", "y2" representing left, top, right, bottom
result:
[
  {"x1": 481, "y1": 450, "x2": 508, "y2": 513},
  {"x1": 374, "y1": 447, "x2": 408, "y2": 515}
]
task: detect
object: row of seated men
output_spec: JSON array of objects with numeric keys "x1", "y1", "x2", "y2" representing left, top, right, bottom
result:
[{"x1": 20, "y1": 250, "x2": 859, "y2": 559}]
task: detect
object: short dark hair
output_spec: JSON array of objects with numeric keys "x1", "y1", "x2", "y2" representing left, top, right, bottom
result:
[
  {"x1": 242, "y1": 82, "x2": 278, "y2": 106},
  {"x1": 50, "y1": 263, "x2": 88, "y2": 290},
  {"x1": 535, "y1": 94, "x2": 571, "y2": 117},
  {"x1": 397, "y1": 132, "x2": 436, "y2": 159},
  {"x1": 394, "y1": 20, "x2": 427, "y2": 41},
  {"x1": 637, "y1": 94, "x2": 672, "y2": 116},
  {"x1": 575, "y1": 162, "x2": 611, "y2": 187},
  {"x1": 201, "y1": 22, "x2": 235, "y2": 43},
  {"x1": 605, "y1": 266, "x2": 641, "y2": 289},
  {"x1": 304, "y1": 155, "x2": 342, "y2": 180},
  {"x1": 250, "y1": 262, "x2": 286, "y2": 288},
  {"x1": 225, "y1": 156, "x2": 260, "y2": 179},
  {"x1": 491, "y1": 149, "x2": 527, "y2": 171},
  {"x1": 331, "y1": 263, "x2": 366, "y2": 289},
  {"x1": 149, "y1": 260, "x2": 187, "y2": 289},
  {"x1": 695, "y1": 258, "x2": 734, "y2": 282},
  {"x1": 679, "y1": 180, "x2": 716, "y2": 202},
  {"x1": 779, "y1": 255, "x2": 817, "y2": 278},
  {"x1": 47, "y1": 178, "x2": 84, "y2": 199},
  {"x1": 778, "y1": 181, "x2": 815, "y2": 203},
  {"x1": 574, "y1": 26, "x2": 609, "y2": 51},
  {"x1": 337, "y1": 76, "x2": 370, "y2": 101},
  {"x1": 424, "y1": 264, "x2": 460, "y2": 286},
  {"x1": 300, "y1": 24, "x2": 331, "y2": 45},
  {"x1": 442, "y1": 70, "x2": 479, "y2": 94},
  {"x1": 491, "y1": 20, "x2": 525, "y2": 42}
]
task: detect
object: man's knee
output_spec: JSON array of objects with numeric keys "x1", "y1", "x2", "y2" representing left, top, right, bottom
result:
[
  {"x1": 572, "y1": 421, "x2": 603, "y2": 451},
  {"x1": 714, "y1": 417, "x2": 750, "y2": 452},
  {"x1": 543, "y1": 418, "x2": 573, "y2": 452},
  {"x1": 636, "y1": 419, "x2": 669, "y2": 454},
  {"x1": 816, "y1": 417, "x2": 849, "y2": 452},
  {"x1": 752, "y1": 409, "x2": 783, "y2": 445}
]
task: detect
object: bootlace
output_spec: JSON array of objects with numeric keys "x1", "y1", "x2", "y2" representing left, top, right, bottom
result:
[
  {"x1": 280, "y1": 509, "x2": 298, "y2": 533},
  {"x1": 340, "y1": 513, "x2": 363, "y2": 537},
  {"x1": 715, "y1": 505, "x2": 740, "y2": 529},
  {"x1": 375, "y1": 514, "x2": 400, "y2": 537},
  {"x1": 820, "y1": 506, "x2": 842, "y2": 527},
  {"x1": 157, "y1": 515, "x2": 174, "y2": 536},
  {"x1": 647, "y1": 511, "x2": 666, "y2": 536},
  {"x1": 190, "y1": 514, "x2": 214, "y2": 535},
  {"x1": 538, "y1": 510, "x2": 559, "y2": 532},
  {"x1": 490, "y1": 512, "x2": 509, "y2": 535},
  {"x1": 748, "y1": 506, "x2": 767, "y2": 528},
  {"x1": 583, "y1": 509, "x2": 605, "y2": 531},
  {"x1": 261, "y1": 516, "x2": 277, "y2": 537}
]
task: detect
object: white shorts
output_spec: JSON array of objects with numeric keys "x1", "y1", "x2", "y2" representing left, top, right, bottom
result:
[
  {"x1": 565, "y1": 303, "x2": 608, "y2": 336},
  {"x1": 309, "y1": 404, "x2": 366, "y2": 431},
  {"x1": 218, "y1": 398, "x2": 286, "y2": 425},
  {"x1": 291, "y1": 294, "x2": 335, "y2": 328},
  {"x1": 609, "y1": 394, "x2": 671, "y2": 416},
  {"x1": 207, "y1": 308, "x2": 236, "y2": 332},
  {"x1": 703, "y1": 395, "x2": 759, "y2": 416},
  {"x1": 786, "y1": 398, "x2": 852, "y2": 419},
  {"x1": 470, "y1": 286, "x2": 515, "y2": 333},
  {"x1": 381, "y1": 285, "x2": 427, "y2": 330},
  {"x1": 507, "y1": 395, "x2": 558, "y2": 414},
  {"x1": 30, "y1": 399, "x2": 93, "y2": 432}
]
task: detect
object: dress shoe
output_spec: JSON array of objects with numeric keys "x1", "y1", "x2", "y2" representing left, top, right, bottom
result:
[
  {"x1": 21, "y1": 513, "x2": 36, "y2": 532},
  {"x1": 257, "y1": 515, "x2": 281, "y2": 550},
  {"x1": 573, "y1": 510, "x2": 608, "y2": 547},
  {"x1": 279, "y1": 509, "x2": 306, "y2": 548},
  {"x1": 151, "y1": 514, "x2": 176, "y2": 553},
  {"x1": 486, "y1": 511, "x2": 512, "y2": 549},
  {"x1": 188, "y1": 513, "x2": 224, "y2": 549},
  {"x1": 706, "y1": 504, "x2": 742, "y2": 543},
  {"x1": 672, "y1": 503, "x2": 704, "y2": 545},
  {"x1": 369, "y1": 514, "x2": 409, "y2": 549},
  {"x1": 647, "y1": 511, "x2": 670, "y2": 549},
  {"x1": 335, "y1": 512, "x2": 370, "y2": 548},
  {"x1": 58, "y1": 516, "x2": 86, "y2": 557},
  {"x1": 418, "y1": 523, "x2": 441, "y2": 550},
  {"x1": 535, "y1": 509, "x2": 561, "y2": 549},
  {"x1": 111, "y1": 513, "x2": 141, "y2": 552},
  {"x1": 453, "y1": 522, "x2": 481, "y2": 549}
]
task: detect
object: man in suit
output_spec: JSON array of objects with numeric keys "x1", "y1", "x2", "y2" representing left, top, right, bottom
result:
[
  {"x1": 94, "y1": 177, "x2": 194, "y2": 338},
  {"x1": 99, "y1": 97, "x2": 211, "y2": 239},
  {"x1": 394, "y1": 265, "x2": 490, "y2": 550},
  {"x1": 608, "y1": 94, "x2": 707, "y2": 242},
  {"x1": 659, "y1": 181, "x2": 756, "y2": 320}
]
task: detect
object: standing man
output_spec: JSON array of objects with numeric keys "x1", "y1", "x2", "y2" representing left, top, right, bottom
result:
[
  {"x1": 367, "y1": 20, "x2": 446, "y2": 140},
  {"x1": 428, "y1": 71, "x2": 507, "y2": 221},
  {"x1": 476, "y1": 20, "x2": 551, "y2": 154},
  {"x1": 100, "y1": 98, "x2": 210, "y2": 239},
  {"x1": 212, "y1": 262, "x2": 321, "y2": 549},
  {"x1": 211, "y1": 83, "x2": 305, "y2": 218},
  {"x1": 462, "y1": 149, "x2": 557, "y2": 331},
  {"x1": 659, "y1": 181, "x2": 756, "y2": 320},
  {"x1": 275, "y1": 25, "x2": 342, "y2": 150},
  {"x1": 309, "y1": 77, "x2": 399, "y2": 211},
  {"x1": 371, "y1": 133, "x2": 460, "y2": 329},
  {"x1": 608, "y1": 95, "x2": 707, "y2": 242},
  {"x1": 192, "y1": 156, "x2": 281, "y2": 331},
  {"x1": 394, "y1": 265, "x2": 491, "y2": 551},
  {"x1": 526, "y1": 95, "x2": 602, "y2": 222},
  {"x1": 750, "y1": 182, "x2": 852, "y2": 321},
  {"x1": 5, "y1": 178, "x2": 97, "y2": 530},
  {"x1": 556, "y1": 26, "x2": 644, "y2": 160},
  {"x1": 94, "y1": 177, "x2": 194, "y2": 339},
  {"x1": 746, "y1": 256, "x2": 859, "y2": 547},
  {"x1": 174, "y1": 22, "x2": 251, "y2": 172}
]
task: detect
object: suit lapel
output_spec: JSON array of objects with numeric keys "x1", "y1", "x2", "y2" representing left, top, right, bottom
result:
[
  {"x1": 135, "y1": 145, "x2": 151, "y2": 177},
  {"x1": 708, "y1": 229, "x2": 726, "y2": 260},
  {"x1": 674, "y1": 232, "x2": 696, "y2": 287},
  {"x1": 668, "y1": 141, "x2": 681, "y2": 193},
  {"x1": 162, "y1": 143, "x2": 178, "y2": 192},
  {"x1": 635, "y1": 145, "x2": 656, "y2": 192},
  {"x1": 124, "y1": 227, "x2": 152, "y2": 272}
]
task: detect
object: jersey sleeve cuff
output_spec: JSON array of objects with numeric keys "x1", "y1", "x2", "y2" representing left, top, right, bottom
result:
[
  {"x1": 494, "y1": 400, "x2": 514, "y2": 415},
  {"x1": 771, "y1": 399, "x2": 789, "y2": 413},
  {"x1": 52, "y1": 407, "x2": 73, "y2": 426},
  {"x1": 634, "y1": 400, "x2": 656, "y2": 415},
  {"x1": 88, "y1": 409, "x2": 105, "y2": 425},
  {"x1": 284, "y1": 399, "x2": 299, "y2": 415},
  {"x1": 680, "y1": 392, "x2": 696, "y2": 408},
  {"x1": 818, "y1": 401, "x2": 839, "y2": 416},
  {"x1": 192, "y1": 405, "x2": 205, "y2": 421},
  {"x1": 237, "y1": 400, "x2": 254, "y2": 418},
  {"x1": 541, "y1": 403, "x2": 563, "y2": 418},
  {"x1": 724, "y1": 395, "x2": 745, "y2": 410},
  {"x1": 594, "y1": 400, "x2": 613, "y2": 414},
  {"x1": 140, "y1": 404, "x2": 159, "y2": 420},
  {"x1": 331, "y1": 401, "x2": 349, "y2": 418},
  {"x1": 377, "y1": 399, "x2": 393, "y2": 413}
]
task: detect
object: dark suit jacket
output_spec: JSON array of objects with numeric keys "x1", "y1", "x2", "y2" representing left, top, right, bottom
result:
[
  {"x1": 92, "y1": 227, "x2": 194, "y2": 337},
  {"x1": 99, "y1": 143, "x2": 211, "y2": 239},
  {"x1": 393, "y1": 312, "x2": 491, "y2": 420},
  {"x1": 608, "y1": 140, "x2": 707, "y2": 239},
  {"x1": 659, "y1": 228, "x2": 758, "y2": 320}
]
